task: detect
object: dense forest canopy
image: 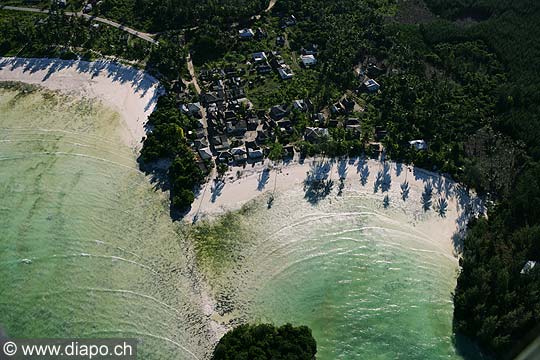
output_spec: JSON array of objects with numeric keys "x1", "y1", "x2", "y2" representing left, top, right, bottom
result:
[
  {"x1": 212, "y1": 323, "x2": 317, "y2": 360},
  {"x1": 419, "y1": 0, "x2": 540, "y2": 356},
  {"x1": 97, "y1": 0, "x2": 269, "y2": 31}
]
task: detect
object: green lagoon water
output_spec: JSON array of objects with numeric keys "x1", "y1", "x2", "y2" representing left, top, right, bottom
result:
[
  {"x1": 0, "y1": 87, "x2": 212, "y2": 359},
  {"x1": 0, "y1": 85, "x2": 476, "y2": 359},
  {"x1": 194, "y1": 183, "x2": 473, "y2": 359}
]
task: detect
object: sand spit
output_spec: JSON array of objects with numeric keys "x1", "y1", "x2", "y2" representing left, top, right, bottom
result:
[{"x1": 0, "y1": 57, "x2": 162, "y2": 149}]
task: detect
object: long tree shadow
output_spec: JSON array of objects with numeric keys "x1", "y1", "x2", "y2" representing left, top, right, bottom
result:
[
  {"x1": 211, "y1": 179, "x2": 225, "y2": 203},
  {"x1": 304, "y1": 160, "x2": 334, "y2": 204},
  {"x1": 434, "y1": 175, "x2": 445, "y2": 195},
  {"x1": 360, "y1": 165, "x2": 370, "y2": 186},
  {"x1": 422, "y1": 182, "x2": 433, "y2": 211},
  {"x1": 383, "y1": 194, "x2": 390, "y2": 208},
  {"x1": 356, "y1": 156, "x2": 367, "y2": 173},
  {"x1": 338, "y1": 158, "x2": 348, "y2": 180},
  {"x1": 381, "y1": 162, "x2": 392, "y2": 192},
  {"x1": 374, "y1": 163, "x2": 392, "y2": 193},
  {"x1": 337, "y1": 178, "x2": 345, "y2": 196},
  {"x1": 395, "y1": 162, "x2": 403, "y2": 177},
  {"x1": 1, "y1": 57, "x2": 158, "y2": 98},
  {"x1": 401, "y1": 181, "x2": 410, "y2": 201},
  {"x1": 436, "y1": 197, "x2": 448, "y2": 217},
  {"x1": 257, "y1": 168, "x2": 270, "y2": 191}
]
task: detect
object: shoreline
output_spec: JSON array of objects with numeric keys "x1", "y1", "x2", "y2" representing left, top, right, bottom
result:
[
  {"x1": 0, "y1": 57, "x2": 162, "y2": 150},
  {"x1": 188, "y1": 156, "x2": 484, "y2": 259}
]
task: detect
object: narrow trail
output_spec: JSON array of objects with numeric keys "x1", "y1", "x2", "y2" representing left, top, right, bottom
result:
[
  {"x1": 184, "y1": 53, "x2": 201, "y2": 95},
  {"x1": 1, "y1": 5, "x2": 158, "y2": 45}
]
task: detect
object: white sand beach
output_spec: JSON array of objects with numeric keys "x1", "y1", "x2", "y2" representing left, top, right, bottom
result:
[
  {"x1": 189, "y1": 157, "x2": 484, "y2": 258},
  {"x1": 0, "y1": 57, "x2": 162, "y2": 149}
]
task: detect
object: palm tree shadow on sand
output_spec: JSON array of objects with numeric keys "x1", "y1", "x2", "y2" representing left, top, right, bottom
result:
[
  {"x1": 304, "y1": 160, "x2": 334, "y2": 204},
  {"x1": 257, "y1": 168, "x2": 270, "y2": 191},
  {"x1": 421, "y1": 182, "x2": 433, "y2": 211}
]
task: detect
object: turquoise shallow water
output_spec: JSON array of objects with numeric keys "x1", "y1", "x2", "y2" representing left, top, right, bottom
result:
[
  {"x1": 195, "y1": 187, "x2": 472, "y2": 359},
  {"x1": 247, "y1": 197, "x2": 460, "y2": 359},
  {"x1": 0, "y1": 87, "x2": 212, "y2": 359}
]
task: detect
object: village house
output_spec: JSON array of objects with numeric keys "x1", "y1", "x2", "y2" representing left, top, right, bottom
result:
[
  {"x1": 304, "y1": 127, "x2": 329, "y2": 143},
  {"x1": 375, "y1": 126, "x2": 388, "y2": 141},
  {"x1": 269, "y1": 105, "x2": 289, "y2": 120},
  {"x1": 278, "y1": 65, "x2": 294, "y2": 80},
  {"x1": 194, "y1": 138, "x2": 209, "y2": 149},
  {"x1": 276, "y1": 36, "x2": 286, "y2": 47},
  {"x1": 282, "y1": 14, "x2": 297, "y2": 27},
  {"x1": 217, "y1": 150, "x2": 233, "y2": 164},
  {"x1": 198, "y1": 147, "x2": 213, "y2": 160},
  {"x1": 367, "y1": 63, "x2": 385, "y2": 77},
  {"x1": 252, "y1": 52, "x2": 267, "y2": 63},
  {"x1": 257, "y1": 63, "x2": 272, "y2": 74},
  {"x1": 212, "y1": 134, "x2": 230, "y2": 152},
  {"x1": 345, "y1": 118, "x2": 361, "y2": 133},
  {"x1": 520, "y1": 260, "x2": 537, "y2": 275},
  {"x1": 180, "y1": 102, "x2": 202, "y2": 118},
  {"x1": 231, "y1": 146, "x2": 248, "y2": 163},
  {"x1": 300, "y1": 55, "x2": 317, "y2": 67},
  {"x1": 292, "y1": 99, "x2": 313, "y2": 112},
  {"x1": 239, "y1": 28, "x2": 255, "y2": 39},
  {"x1": 312, "y1": 112, "x2": 326, "y2": 125},
  {"x1": 301, "y1": 44, "x2": 319, "y2": 56},
  {"x1": 363, "y1": 78, "x2": 380, "y2": 92},
  {"x1": 256, "y1": 129, "x2": 270, "y2": 145},
  {"x1": 248, "y1": 147, "x2": 264, "y2": 159},
  {"x1": 255, "y1": 28, "x2": 267, "y2": 39},
  {"x1": 269, "y1": 52, "x2": 285, "y2": 69},
  {"x1": 409, "y1": 139, "x2": 427, "y2": 150},
  {"x1": 226, "y1": 119, "x2": 248, "y2": 137}
]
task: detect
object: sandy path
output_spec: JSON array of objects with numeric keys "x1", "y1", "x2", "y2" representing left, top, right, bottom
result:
[{"x1": 0, "y1": 57, "x2": 162, "y2": 150}]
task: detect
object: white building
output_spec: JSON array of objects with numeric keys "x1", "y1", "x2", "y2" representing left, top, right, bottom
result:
[
  {"x1": 248, "y1": 148, "x2": 264, "y2": 159},
  {"x1": 364, "y1": 78, "x2": 380, "y2": 92},
  {"x1": 239, "y1": 28, "x2": 255, "y2": 39},
  {"x1": 409, "y1": 139, "x2": 427, "y2": 151},
  {"x1": 252, "y1": 52, "x2": 267, "y2": 63},
  {"x1": 198, "y1": 147, "x2": 212, "y2": 160},
  {"x1": 278, "y1": 65, "x2": 294, "y2": 80},
  {"x1": 521, "y1": 260, "x2": 537, "y2": 275},
  {"x1": 300, "y1": 54, "x2": 317, "y2": 67}
]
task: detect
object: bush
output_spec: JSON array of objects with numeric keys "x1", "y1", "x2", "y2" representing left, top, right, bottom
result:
[{"x1": 213, "y1": 323, "x2": 317, "y2": 360}]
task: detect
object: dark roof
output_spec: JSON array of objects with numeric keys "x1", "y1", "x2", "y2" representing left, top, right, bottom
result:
[{"x1": 269, "y1": 105, "x2": 289, "y2": 120}]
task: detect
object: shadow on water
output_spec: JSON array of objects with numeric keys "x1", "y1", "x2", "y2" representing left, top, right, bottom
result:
[{"x1": 453, "y1": 333, "x2": 493, "y2": 360}]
